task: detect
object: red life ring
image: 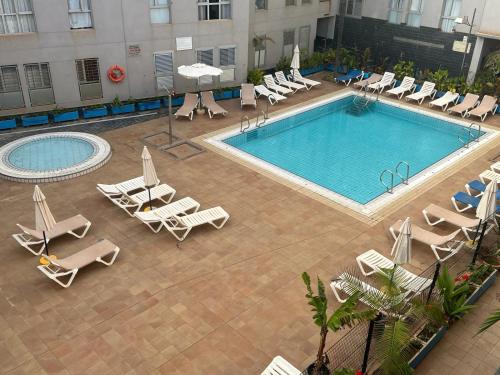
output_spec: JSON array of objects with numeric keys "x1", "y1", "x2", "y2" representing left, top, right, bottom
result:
[{"x1": 107, "y1": 65, "x2": 126, "y2": 83}]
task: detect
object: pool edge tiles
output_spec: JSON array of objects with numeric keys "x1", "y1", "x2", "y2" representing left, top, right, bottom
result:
[
  {"x1": 203, "y1": 91, "x2": 499, "y2": 219},
  {"x1": 0, "y1": 132, "x2": 112, "y2": 183}
]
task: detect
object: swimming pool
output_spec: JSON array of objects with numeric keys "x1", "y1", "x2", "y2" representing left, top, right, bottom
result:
[
  {"x1": 0, "y1": 132, "x2": 111, "y2": 183},
  {"x1": 206, "y1": 93, "x2": 496, "y2": 214}
]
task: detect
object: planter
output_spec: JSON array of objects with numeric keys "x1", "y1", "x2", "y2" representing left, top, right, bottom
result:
[
  {"x1": 496, "y1": 106, "x2": 500, "y2": 114},
  {"x1": 465, "y1": 269, "x2": 497, "y2": 305},
  {"x1": 300, "y1": 66, "x2": 324, "y2": 76},
  {"x1": 213, "y1": 90, "x2": 233, "y2": 101},
  {"x1": 434, "y1": 91, "x2": 447, "y2": 99},
  {"x1": 232, "y1": 88, "x2": 241, "y2": 98},
  {"x1": 137, "y1": 99, "x2": 161, "y2": 111},
  {"x1": 0, "y1": 118, "x2": 16, "y2": 130},
  {"x1": 163, "y1": 96, "x2": 184, "y2": 107},
  {"x1": 53, "y1": 110, "x2": 79, "y2": 123},
  {"x1": 83, "y1": 107, "x2": 108, "y2": 119},
  {"x1": 21, "y1": 115, "x2": 49, "y2": 127},
  {"x1": 110, "y1": 103, "x2": 136, "y2": 115},
  {"x1": 409, "y1": 326, "x2": 447, "y2": 369}
]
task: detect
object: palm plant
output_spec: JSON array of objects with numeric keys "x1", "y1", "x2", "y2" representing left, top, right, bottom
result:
[
  {"x1": 437, "y1": 266, "x2": 474, "y2": 323},
  {"x1": 477, "y1": 309, "x2": 500, "y2": 334},
  {"x1": 302, "y1": 272, "x2": 376, "y2": 375}
]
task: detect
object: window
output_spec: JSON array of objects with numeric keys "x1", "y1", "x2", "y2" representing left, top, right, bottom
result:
[
  {"x1": 0, "y1": 0, "x2": 36, "y2": 34},
  {"x1": 150, "y1": 0, "x2": 170, "y2": 24},
  {"x1": 24, "y1": 63, "x2": 55, "y2": 106},
  {"x1": 219, "y1": 46, "x2": 235, "y2": 82},
  {"x1": 285, "y1": 0, "x2": 296, "y2": 6},
  {"x1": 0, "y1": 65, "x2": 25, "y2": 109},
  {"x1": 388, "y1": 0, "x2": 404, "y2": 24},
  {"x1": 197, "y1": 48, "x2": 214, "y2": 84},
  {"x1": 68, "y1": 0, "x2": 92, "y2": 29},
  {"x1": 283, "y1": 29, "x2": 295, "y2": 57},
  {"x1": 302, "y1": 0, "x2": 312, "y2": 4},
  {"x1": 154, "y1": 52, "x2": 174, "y2": 91},
  {"x1": 340, "y1": 0, "x2": 362, "y2": 17},
  {"x1": 254, "y1": 35, "x2": 266, "y2": 68},
  {"x1": 299, "y1": 25, "x2": 310, "y2": 52},
  {"x1": 198, "y1": 0, "x2": 231, "y2": 21},
  {"x1": 441, "y1": 0, "x2": 461, "y2": 32},
  {"x1": 75, "y1": 58, "x2": 102, "y2": 100},
  {"x1": 255, "y1": 0, "x2": 267, "y2": 10},
  {"x1": 407, "y1": 0, "x2": 423, "y2": 27}
]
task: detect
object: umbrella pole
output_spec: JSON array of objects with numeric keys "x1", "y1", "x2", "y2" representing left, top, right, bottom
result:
[
  {"x1": 426, "y1": 262, "x2": 441, "y2": 304},
  {"x1": 43, "y1": 230, "x2": 49, "y2": 256},
  {"x1": 148, "y1": 187, "x2": 152, "y2": 211},
  {"x1": 471, "y1": 219, "x2": 482, "y2": 244},
  {"x1": 471, "y1": 221, "x2": 488, "y2": 265}
]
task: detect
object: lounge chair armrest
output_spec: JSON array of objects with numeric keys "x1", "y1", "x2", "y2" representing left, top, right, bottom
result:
[
  {"x1": 391, "y1": 79, "x2": 396, "y2": 89},
  {"x1": 410, "y1": 84, "x2": 416, "y2": 94},
  {"x1": 430, "y1": 89, "x2": 437, "y2": 99}
]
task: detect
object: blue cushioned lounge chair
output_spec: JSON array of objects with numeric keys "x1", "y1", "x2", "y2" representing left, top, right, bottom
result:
[
  {"x1": 335, "y1": 70, "x2": 364, "y2": 86},
  {"x1": 465, "y1": 180, "x2": 500, "y2": 199},
  {"x1": 451, "y1": 191, "x2": 500, "y2": 214}
]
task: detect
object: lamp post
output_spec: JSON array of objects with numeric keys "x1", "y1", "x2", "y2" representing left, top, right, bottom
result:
[{"x1": 454, "y1": 8, "x2": 476, "y2": 78}]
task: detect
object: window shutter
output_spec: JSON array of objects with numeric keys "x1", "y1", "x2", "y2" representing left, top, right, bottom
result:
[
  {"x1": 197, "y1": 49, "x2": 214, "y2": 66},
  {"x1": 154, "y1": 52, "x2": 174, "y2": 90},
  {"x1": 1, "y1": 66, "x2": 21, "y2": 92},
  {"x1": 220, "y1": 47, "x2": 235, "y2": 66}
]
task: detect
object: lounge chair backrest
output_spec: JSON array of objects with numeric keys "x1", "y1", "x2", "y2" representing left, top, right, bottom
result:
[
  {"x1": 241, "y1": 83, "x2": 254, "y2": 98},
  {"x1": 419, "y1": 81, "x2": 435, "y2": 94},
  {"x1": 400, "y1": 76, "x2": 415, "y2": 88},
  {"x1": 201, "y1": 91, "x2": 216, "y2": 106},
  {"x1": 478, "y1": 95, "x2": 497, "y2": 110},
  {"x1": 275, "y1": 71, "x2": 287, "y2": 82},
  {"x1": 184, "y1": 93, "x2": 199, "y2": 108},
  {"x1": 264, "y1": 75, "x2": 277, "y2": 87},
  {"x1": 461, "y1": 93, "x2": 480, "y2": 107},
  {"x1": 291, "y1": 69, "x2": 303, "y2": 79},
  {"x1": 367, "y1": 74, "x2": 382, "y2": 84},
  {"x1": 380, "y1": 72, "x2": 395, "y2": 84}
]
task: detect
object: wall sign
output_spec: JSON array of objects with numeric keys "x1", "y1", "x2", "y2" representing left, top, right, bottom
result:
[
  {"x1": 176, "y1": 37, "x2": 193, "y2": 51},
  {"x1": 128, "y1": 44, "x2": 141, "y2": 56}
]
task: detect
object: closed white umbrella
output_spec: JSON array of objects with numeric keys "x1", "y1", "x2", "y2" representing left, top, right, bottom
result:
[
  {"x1": 33, "y1": 185, "x2": 56, "y2": 255},
  {"x1": 142, "y1": 146, "x2": 158, "y2": 210},
  {"x1": 472, "y1": 180, "x2": 497, "y2": 264},
  {"x1": 290, "y1": 45, "x2": 301, "y2": 81},
  {"x1": 391, "y1": 217, "x2": 412, "y2": 265}
]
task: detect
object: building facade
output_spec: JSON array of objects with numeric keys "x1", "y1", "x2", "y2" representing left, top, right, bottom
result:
[
  {"x1": 332, "y1": 0, "x2": 500, "y2": 81},
  {"x1": 0, "y1": 0, "x2": 328, "y2": 115}
]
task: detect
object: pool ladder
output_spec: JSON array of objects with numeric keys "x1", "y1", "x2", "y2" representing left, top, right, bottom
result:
[
  {"x1": 458, "y1": 123, "x2": 481, "y2": 148},
  {"x1": 240, "y1": 109, "x2": 268, "y2": 133},
  {"x1": 380, "y1": 161, "x2": 410, "y2": 194},
  {"x1": 348, "y1": 85, "x2": 378, "y2": 115}
]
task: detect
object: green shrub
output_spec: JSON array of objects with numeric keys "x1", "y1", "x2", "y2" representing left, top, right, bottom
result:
[
  {"x1": 427, "y1": 68, "x2": 450, "y2": 92},
  {"x1": 247, "y1": 68, "x2": 264, "y2": 85},
  {"x1": 275, "y1": 55, "x2": 291, "y2": 72},
  {"x1": 393, "y1": 60, "x2": 415, "y2": 81}
]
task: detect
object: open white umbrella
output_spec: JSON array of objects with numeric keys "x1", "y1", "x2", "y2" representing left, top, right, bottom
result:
[
  {"x1": 290, "y1": 45, "x2": 301, "y2": 81},
  {"x1": 33, "y1": 185, "x2": 56, "y2": 255},
  {"x1": 142, "y1": 146, "x2": 158, "y2": 210},
  {"x1": 472, "y1": 180, "x2": 497, "y2": 263},
  {"x1": 177, "y1": 63, "x2": 223, "y2": 102}
]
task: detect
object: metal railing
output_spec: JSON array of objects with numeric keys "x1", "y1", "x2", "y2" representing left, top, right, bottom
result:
[
  {"x1": 380, "y1": 169, "x2": 395, "y2": 194},
  {"x1": 396, "y1": 161, "x2": 410, "y2": 185},
  {"x1": 458, "y1": 123, "x2": 482, "y2": 148},
  {"x1": 240, "y1": 115, "x2": 250, "y2": 133},
  {"x1": 380, "y1": 161, "x2": 411, "y2": 193}
]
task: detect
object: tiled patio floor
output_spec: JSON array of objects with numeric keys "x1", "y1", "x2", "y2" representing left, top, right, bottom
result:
[{"x1": 0, "y1": 75, "x2": 499, "y2": 374}]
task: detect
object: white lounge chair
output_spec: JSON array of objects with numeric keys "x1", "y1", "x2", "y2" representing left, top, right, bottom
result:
[
  {"x1": 264, "y1": 75, "x2": 293, "y2": 96},
  {"x1": 491, "y1": 161, "x2": 500, "y2": 174},
  {"x1": 37, "y1": 239, "x2": 120, "y2": 288},
  {"x1": 274, "y1": 71, "x2": 306, "y2": 93},
  {"x1": 429, "y1": 91, "x2": 459, "y2": 111},
  {"x1": 97, "y1": 176, "x2": 157, "y2": 200},
  {"x1": 405, "y1": 81, "x2": 436, "y2": 105},
  {"x1": 330, "y1": 273, "x2": 410, "y2": 314},
  {"x1": 261, "y1": 356, "x2": 301, "y2": 375},
  {"x1": 357, "y1": 249, "x2": 432, "y2": 294},
  {"x1": 288, "y1": 69, "x2": 321, "y2": 90},
  {"x1": 479, "y1": 170, "x2": 500, "y2": 184},
  {"x1": 367, "y1": 72, "x2": 395, "y2": 93},
  {"x1": 134, "y1": 197, "x2": 200, "y2": 233},
  {"x1": 12, "y1": 214, "x2": 91, "y2": 256},
  {"x1": 111, "y1": 183, "x2": 176, "y2": 216},
  {"x1": 386, "y1": 76, "x2": 415, "y2": 99},
  {"x1": 255, "y1": 85, "x2": 287, "y2": 105},
  {"x1": 422, "y1": 203, "x2": 495, "y2": 241},
  {"x1": 163, "y1": 206, "x2": 230, "y2": 241},
  {"x1": 390, "y1": 219, "x2": 463, "y2": 262}
]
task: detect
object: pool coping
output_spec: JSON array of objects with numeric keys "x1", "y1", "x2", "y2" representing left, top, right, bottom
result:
[
  {"x1": 0, "y1": 132, "x2": 112, "y2": 183},
  {"x1": 194, "y1": 89, "x2": 499, "y2": 225}
]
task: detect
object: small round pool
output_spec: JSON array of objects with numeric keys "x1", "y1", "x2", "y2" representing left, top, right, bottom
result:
[{"x1": 0, "y1": 132, "x2": 111, "y2": 183}]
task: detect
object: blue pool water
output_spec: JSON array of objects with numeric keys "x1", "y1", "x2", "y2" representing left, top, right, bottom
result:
[
  {"x1": 224, "y1": 96, "x2": 481, "y2": 204},
  {"x1": 8, "y1": 137, "x2": 94, "y2": 172}
]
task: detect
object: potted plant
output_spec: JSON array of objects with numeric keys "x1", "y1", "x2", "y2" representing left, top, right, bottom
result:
[
  {"x1": 21, "y1": 113, "x2": 49, "y2": 127},
  {"x1": 461, "y1": 263, "x2": 497, "y2": 304},
  {"x1": 393, "y1": 60, "x2": 415, "y2": 83},
  {"x1": 247, "y1": 68, "x2": 264, "y2": 85},
  {"x1": 51, "y1": 106, "x2": 79, "y2": 123},
  {"x1": 82, "y1": 104, "x2": 108, "y2": 119},
  {"x1": 437, "y1": 266, "x2": 474, "y2": 324},
  {"x1": 302, "y1": 272, "x2": 375, "y2": 375},
  {"x1": 137, "y1": 97, "x2": 161, "y2": 111},
  {"x1": 426, "y1": 68, "x2": 450, "y2": 97},
  {"x1": 275, "y1": 55, "x2": 292, "y2": 73},
  {"x1": 0, "y1": 117, "x2": 16, "y2": 130},
  {"x1": 110, "y1": 95, "x2": 136, "y2": 115}
]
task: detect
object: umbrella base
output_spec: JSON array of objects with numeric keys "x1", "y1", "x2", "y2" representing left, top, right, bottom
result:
[
  {"x1": 143, "y1": 206, "x2": 157, "y2": 212},
  {"x1": 464, "y1": 240, "x2": 476, "y2": 249},
  {"x1": 196, "y1": 108, "x2": 205, "y2": 115},
  {"x1": 39, "y1": 255, "x2": 57, "y2": 265}
]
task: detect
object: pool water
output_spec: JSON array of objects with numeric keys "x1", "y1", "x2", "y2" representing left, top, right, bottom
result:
[
  {"x1": 224, "y1": 96, "x2": 481, "y2": 204},
  {"x1": 8, "y1": 137, "x2": 94, "y2": 172}
]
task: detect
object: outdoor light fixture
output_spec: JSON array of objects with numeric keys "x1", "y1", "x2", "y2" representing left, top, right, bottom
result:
[{"x1": 455, "y1": 9, "x2": 476, "y2": 78}]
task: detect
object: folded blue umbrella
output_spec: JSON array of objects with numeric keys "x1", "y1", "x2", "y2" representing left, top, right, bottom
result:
[{"x1": 466, "y1": 180, "x2": 500, "y2": 199}]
